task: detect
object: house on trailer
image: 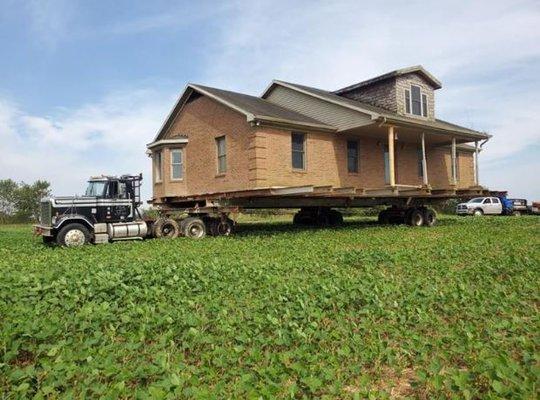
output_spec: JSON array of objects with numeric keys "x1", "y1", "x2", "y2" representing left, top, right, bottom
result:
[{"x1": 147, "y1": 66, "x2": 490, "y2": 207}]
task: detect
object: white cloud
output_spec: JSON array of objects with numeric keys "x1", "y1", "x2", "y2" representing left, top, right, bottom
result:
[
  {"x1": 4, "y1": 0, "x2": 540, "y2": 201},
  {"x1": 201, "y1": 0, "x2": 540, "y2": 198},
  {"x1": 0, "y1": 89, "x2": 176, "y2": 200}
]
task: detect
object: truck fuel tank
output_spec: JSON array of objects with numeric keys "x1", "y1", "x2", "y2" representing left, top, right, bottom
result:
[{"x1": 107, "y1": 221, "x2": 148, "y2": 240}]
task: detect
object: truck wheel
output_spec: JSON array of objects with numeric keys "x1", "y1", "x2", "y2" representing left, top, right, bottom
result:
[
  {"x1": 378, "y1": 210, "x2": 390, "y2": 224},
  {"x1": 328, "y1": 210, "x2": 344, "y2": 226},
  {"x1": 153, "y1": 218, "x2": 180, "y2": 239},
  {"x1": 473, "y1": 208, "x2": 483, "y2": 217},
  {"x1": 216, "y1": 218, "x2": 234, "y2": 236},
  {"x1": 407, "y1": 208, "x2": 424, "y2": 227},
  {"x1": 512, "y1": 210, "x2": 521, "y2": 217},
  {"x1": 57, "y1": 223, "x2": 91, "y2": 247},
  {"x1": 293, "y1": 210, "x2": 315, "y2": 225},
  {"x1": 423, "y1": 209, "x2": 437, "y2": 227},
  {"x1": 182, "y1": 217, "x2": 206, "y2": 239}
]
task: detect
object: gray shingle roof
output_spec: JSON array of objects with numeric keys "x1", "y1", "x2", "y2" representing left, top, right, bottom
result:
[
  {"x1": 190, "y1": 84, "x2": 333, "y2": 129},
  {"x1": 333, "y1": 65, "x2": 443, "y2": 92}
]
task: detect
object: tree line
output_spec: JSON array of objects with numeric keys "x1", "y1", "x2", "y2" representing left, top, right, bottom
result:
[{"x1": 0, "y1": 180, "x2": 51, "y2": 224}]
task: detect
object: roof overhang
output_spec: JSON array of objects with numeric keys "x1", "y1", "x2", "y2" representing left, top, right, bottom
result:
[
  {"x1": 146, "y1": 137, "x2": 189, "y2": 151},
  {"x1": 375, "y1": 116, "x2": 491, "y2": 141},
  {"x1": 153, "y1": 84, "x2": 335, "y2": 142}
]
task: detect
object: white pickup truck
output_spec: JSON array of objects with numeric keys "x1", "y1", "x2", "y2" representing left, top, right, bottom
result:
[
  {"x1": 456, "y1": 196, "x2": 527, "y2": 216},
  {"x1": 456, "y1": 197, "x2": 503, "y2": 216}
]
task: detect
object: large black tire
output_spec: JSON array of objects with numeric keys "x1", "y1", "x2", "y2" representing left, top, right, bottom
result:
[
  {"x1": 293, "y1": 211, "x2": 315, "y2": 225},
  {"x1": 473, "y1": 208, "x2": 484, "y2": 217},
  {"x1": 378, "y1": 210, "x2": 390, "y2": 224},
  {"x1": 327, "y1": 210, "x2": 344, "y2": 226},
  {"x1": 407, "y1": 208, "x2": 425, "y2": 227},
  {"x1": 153, "y1": 218, "x2": 180, "y2": 239},
  {"x1": 215, "y1": 218, "x2": 234, "y2": 236},
  {"x1": 56, "y1": 223, "x2": 91, "y2": 247},
  {"x1": 182, "y1": 217, "x2": 206, "y2": 239},
  {"x1": 423, "y1": 208, "x2": 437, "y2": 227}
]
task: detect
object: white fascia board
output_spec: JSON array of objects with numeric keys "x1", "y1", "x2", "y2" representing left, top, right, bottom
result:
[{"x1": 146, "y1": 138, "x2": 189, "y2": 150}]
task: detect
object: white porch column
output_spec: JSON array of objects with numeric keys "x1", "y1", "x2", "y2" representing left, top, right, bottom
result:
[
  {"x1": 388, "y1": 126, "x2": 396, "y2": 186},
  {"x1": 451, "y1": 137, "x2": 457, "y2": 186},
  {"x1": 421, "y1": 132, "x2": 428, "y2": 186},
  {"x1": 474, "y1": 140, "x2": 479, "y2": 186}
]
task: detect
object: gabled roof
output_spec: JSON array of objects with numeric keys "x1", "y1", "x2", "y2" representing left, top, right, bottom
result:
[
  {"x1": 153, "y1": 84, "x2": 334, "y2": 141},
  {"x1": 263, "y1": 80, "x2": 489, "y2": 139},
  {"x1": 333, "y1": 65, "x2": 443, "y2": 93}
]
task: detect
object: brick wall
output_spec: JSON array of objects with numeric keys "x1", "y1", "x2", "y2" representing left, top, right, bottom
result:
[
  {"x1": 155, "y1": 95, "x2": 256, "y2": 198},
  {"x1": 152, "y1": 94, "x2": 474, "y2": 202}
]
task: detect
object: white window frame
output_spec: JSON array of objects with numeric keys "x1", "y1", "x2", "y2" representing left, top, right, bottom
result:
[
  {"x1": 170, "y1": 148, "x2": 184, "y2": 181},
  {"x1": 405, "y1": 85, "x2": 427, "y2": 117},
  {"x1": 154, "y1": 151, "x2": 162, "y2": 182},
  {"x1": 216, "y1": 136, "x2": 227, "y2": 174}
]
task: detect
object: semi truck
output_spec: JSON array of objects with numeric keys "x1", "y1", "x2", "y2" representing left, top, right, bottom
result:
[{"x1": 34, "y1": 174, "x2": 489, "y2": 247}]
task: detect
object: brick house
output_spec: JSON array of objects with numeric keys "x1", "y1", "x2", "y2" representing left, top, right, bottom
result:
[{"x1": 147, "y1": 66, "x2": 490, "y2": 205}]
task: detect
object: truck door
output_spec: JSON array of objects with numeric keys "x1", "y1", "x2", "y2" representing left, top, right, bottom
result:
[
  {"x1": 491, "y1": 197, "x2": 503, "y2": 214},
  {"x1": 103, "y1": 180, "x2": 132, "y2": 222},
  {"x1": 482, "y1": 197, "x2": 493, "y2": 214}
]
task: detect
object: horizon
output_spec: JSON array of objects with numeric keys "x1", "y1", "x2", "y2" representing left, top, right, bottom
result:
[{"x1": 1, "y1": 0, "x2": 539, "y2": 202}]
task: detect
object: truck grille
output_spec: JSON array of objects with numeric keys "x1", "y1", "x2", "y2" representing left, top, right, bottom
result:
[{"x1": 40, "y1": 201, "x2": 52, "y2": 226}]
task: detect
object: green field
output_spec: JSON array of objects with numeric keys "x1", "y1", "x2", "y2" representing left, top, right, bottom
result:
[{"x1": 1, "y1": 216, "x2": 539, "y2": 399}]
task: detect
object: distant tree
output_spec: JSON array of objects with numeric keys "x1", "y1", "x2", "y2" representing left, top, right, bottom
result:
[
  {"x1": 0, "y1": 179, "x2": 51, "y2": 223},
  {"x1": 0, "y1": 179, "x2": 19, "y2": 223}
]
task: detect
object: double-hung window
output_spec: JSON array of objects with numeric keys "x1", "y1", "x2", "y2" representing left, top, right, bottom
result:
[
  {"x1": 291, "y1": 132, "x2": 306, "y2": 170},
  {"x1": 170, "y1": 149, "x2": 183, "y2": 180},
  {"x1": 405, "y1": 85, "x2": 428, "y2": 117},
  {"x1": 216, "y1": 136, "x2": 227, "y2": 174},
  {"x1": 154, "y1": 151, "x2": 162, "y2": 182},
  {"x1": 347, "y1": 140, "x2": 359, "y2": 173}
]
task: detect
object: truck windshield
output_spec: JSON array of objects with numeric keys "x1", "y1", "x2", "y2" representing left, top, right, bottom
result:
[
  {"x1": 85, "y1": 181, "x2": 106, "y2": 197},
  {"x1": 468, "y1": 198, "x2": 484, "y2": 203}
]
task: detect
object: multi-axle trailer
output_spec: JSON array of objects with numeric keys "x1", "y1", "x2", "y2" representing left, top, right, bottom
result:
[{"x1": 34, "y1": 174, "x2": 489, "y2": 246}]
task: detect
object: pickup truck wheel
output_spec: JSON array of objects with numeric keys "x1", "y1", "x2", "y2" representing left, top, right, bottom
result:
[
  {"x1": 512, "y1": 210, "x2": 521, "y2": 216},
  {"x1": 153, "y1": 218, "x2": 180, "y2": 239},
  {"x1": 182, "y1": 217, "x2": 206, "y2": 239},
  {"x1": 423, "y1": 209, "x2": 437, "y2": 227},
  {"x1": 57, "y1": 223, "x2": 90, "y2": 247},
  {"x1": 473, "y1": 209, "x2": 484, "y2": 217}
]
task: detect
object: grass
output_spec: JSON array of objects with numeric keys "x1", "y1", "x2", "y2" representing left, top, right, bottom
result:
[{"x1": 0, "y1": 215, "x2": 539, "y2": 399}]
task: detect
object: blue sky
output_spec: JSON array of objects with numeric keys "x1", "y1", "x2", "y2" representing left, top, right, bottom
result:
[{"x1": 1, "y1": 0, "x2": 539, "y2": 202}]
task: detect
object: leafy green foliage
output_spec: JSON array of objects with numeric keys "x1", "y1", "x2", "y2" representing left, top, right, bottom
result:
[
  {"x1": 0, "y1": 216, "x2": 539, "y2": 398},
  {"x1": 0, "y1": 179, "x2": 50, "y2": 223}
]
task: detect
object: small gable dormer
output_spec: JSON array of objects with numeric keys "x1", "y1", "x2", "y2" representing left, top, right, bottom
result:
[{"x1": 332, "y1": 66, "x2": 442, "y2": 121}]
